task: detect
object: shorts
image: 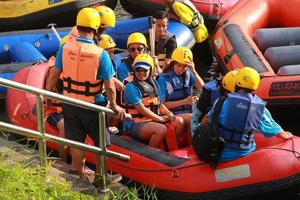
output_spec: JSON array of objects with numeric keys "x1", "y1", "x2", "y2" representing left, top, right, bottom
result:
[
  {"x1": 47, "y1": 112, "x2": 63, "y2": 128},
  {"x1": 127, "y1": 122, "x2": 147, "y2": 141},
  {"x1": 62, "y1": 103, "x2": 111, "y2": 147}
]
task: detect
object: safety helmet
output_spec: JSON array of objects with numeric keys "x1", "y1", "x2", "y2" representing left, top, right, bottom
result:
[
  {"x1": 98, "y1": 34, "x2": 116, "y2": 49},
  {"x1": 127, "y1": 32, "x2": 147, "y2": 48},
  {"x1": 76, "y1": 8, "x2": 100, "y2": 31},
  {"x1": 95, "y1": 6, "x2": 116, "y2": 28},
  {"x1": 171, "y1": 46, "x2": 193, "y2": 64},
  {"x1": 133, "y1": 53, "x2": 154, "y2": 73},
  {"x1": 236, "y1": 67, "x2": 260, "y2": 90},
  {"x1": 222, "y1": 70, "x2": 238, "y2": 93},
  {"x1": 59, "y1": 35, "x2": 69, "y2": 46}
]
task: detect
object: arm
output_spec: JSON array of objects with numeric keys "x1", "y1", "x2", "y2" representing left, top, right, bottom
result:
[
  {"x1": 112, "y1": 77, "x2": 125, "y2": 91},
  {"x1": 258, "y1": 108, "x2": 292, "y2": 139},
  {"x1": 45, "y1": 67, "x2": 61, "y2": 92},
  {"x1": 187, "y1": 62, "x2": 204, "y2": 89},
  {"x1": 135, "y1": 103, "x2": 165, "y2": 123}
]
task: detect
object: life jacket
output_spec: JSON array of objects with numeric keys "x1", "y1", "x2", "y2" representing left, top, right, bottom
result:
[
  {"x1": 62, "y1": 40, "x2": 103, "y2": 103},
  {"x1": 167, "y1": 0, "x2": 203, "y2": 30},
  {"x1": 167, "y1": 0, "x2": 208, "y2": 43},
  {"x1": 203, "y1": 79, "x2": 222, "y2": 112},
  {"x1": 219, "y1": 93, "x2": 266, "y2": 150},
  {"x1": 67, "y1": 26, "x2": 79, "y2": 42},
  {"x1": 162, "y1": 70, "x2": 193, "y2": 114},
  {"x1": 155, "y1": 31, "x2": 176, "y2": 67},
  {"x1": 123, "y1": 78, "x2": 160, "y2": 123}
]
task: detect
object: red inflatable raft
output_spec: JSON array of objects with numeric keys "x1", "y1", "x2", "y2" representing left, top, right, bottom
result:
[
  {"x1": 213, "y1": 0, "x2": 300, "y2": 105},
  {"x1": 6, "y1": 63, "x2": 300, "y2": 199},
  {"x1": 120, "y1": 0, "x2": 239, "y2": 21}
]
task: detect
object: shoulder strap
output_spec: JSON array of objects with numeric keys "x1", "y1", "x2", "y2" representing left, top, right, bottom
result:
[{"x1": 211, "y1": 96, "x2": 227, "y2": 124}]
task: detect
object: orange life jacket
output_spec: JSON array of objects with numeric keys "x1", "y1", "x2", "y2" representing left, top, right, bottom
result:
[
  {"x1": 122, "y1": 78, "x2": 160, "y2": 123},
  {"x1": 62, "y1": 40, "x2": 103, "y2": 103}
]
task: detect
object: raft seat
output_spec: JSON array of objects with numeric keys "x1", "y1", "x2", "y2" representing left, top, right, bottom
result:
[
  {"x1": 277, "y1": 65, "x2": 300, "y2": 76},
  {"x1": 253, "y1": 27, "x2": 300, "y2": 54},
  {"x1": 264, "y1": 45, "x2": 300, "y2": 73}
]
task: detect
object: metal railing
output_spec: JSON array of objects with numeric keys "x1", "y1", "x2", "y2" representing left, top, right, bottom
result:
[{"x1": 0, "y1": 78, "x2": 130, "y2": 192}]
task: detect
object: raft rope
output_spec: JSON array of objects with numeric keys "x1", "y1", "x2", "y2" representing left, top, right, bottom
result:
[
  {"x1": 110, "y1": 138, "x2": 300, "y2": 174},
  {"x1": 256, "y1": 137, "x2": 300, "y2": 159}
]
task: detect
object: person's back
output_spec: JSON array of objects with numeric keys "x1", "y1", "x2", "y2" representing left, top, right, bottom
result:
[
  {"x1": 191, "y1": 70, "x2": 238, "y2": 135},
  {"x1": 46, "y1": 7, "x2": 125, "y2": 185},
  {"x1": 208, "y1": 67, "x2": 292, "y2": 161}
]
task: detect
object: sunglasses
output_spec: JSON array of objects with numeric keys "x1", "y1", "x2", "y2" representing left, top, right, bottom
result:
[{"x1": 129, "y1": 47, "x2": 144, "y2": 53}]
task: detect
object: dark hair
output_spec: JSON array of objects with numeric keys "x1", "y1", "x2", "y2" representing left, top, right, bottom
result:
[
  {"x1": 162, "y1": 60, "x2": 176, "y2": 73},
  {"x1": 77, "y1": 26, "x2": 96, "y2": 34},
  {"x1": 153, "y1": 11, "x2": 169, "y2": 20},
  {"x1": 235, "y1": 85, "x2": 254, "y2": 93}
]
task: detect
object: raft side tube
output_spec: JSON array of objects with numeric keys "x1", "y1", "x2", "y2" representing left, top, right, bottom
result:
[
  {"x1": 223, "y1": 24, "x2": 268, "y2": 73},
  {"x1": 253, "y1": 27, "x2": 300, "y2": 53},
  {"x1": 277, "y1": 65, "x2": 300, "y2": 76},
  {"x1": 9, "y1": 42, "x2": 46, "y2": 63},
  {"x1": 264, "y1": 45, "x2": 300, "y2": 73}
]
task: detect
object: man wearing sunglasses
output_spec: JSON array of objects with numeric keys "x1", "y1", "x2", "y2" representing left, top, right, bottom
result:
[{"x1": 117, "y1": 32, "x2": 148, "y2": 82}]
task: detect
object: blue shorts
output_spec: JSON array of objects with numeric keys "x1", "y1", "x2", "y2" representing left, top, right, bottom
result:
[
  {"x1": 127, "y1": 122, "x2": 147, "y2": 141},
  {"x1": 47, "y1": 112, "x2": 63, "y2": 128}
]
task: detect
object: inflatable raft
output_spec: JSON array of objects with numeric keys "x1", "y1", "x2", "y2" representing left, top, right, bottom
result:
[
  {"x1": 6, "y1": 62, "x2": 300, "y2": 200},
  {"x1": 212, "y1": 0, "x2": 300, "y2": 105},
  {"x1": 120, "y1": 0, "x2": 239, "y2": 29},
  {"x1": 0, "y1": 0, "x2": 118, "y2": 32}
]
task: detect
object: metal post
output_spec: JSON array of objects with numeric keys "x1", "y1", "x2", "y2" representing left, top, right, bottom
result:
[
  {"x1": 98, "y1": 111, "x2": 108, "y2": 192},
  {"x1": 36, "y1": 95, "x2": 47, "y2": 167}
]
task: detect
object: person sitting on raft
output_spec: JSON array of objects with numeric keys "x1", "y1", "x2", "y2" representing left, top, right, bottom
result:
[
  {"x1": 121, "y1": 53, "x2": 184, "y2": 149},
  {"x1": 158, "y1": 46, "x2": 204, "y2": 144}
]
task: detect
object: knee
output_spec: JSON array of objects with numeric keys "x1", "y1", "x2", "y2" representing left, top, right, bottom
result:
[
  {"x1": 175, "y1": 117, "x2": 185, "y2": 128},
  {"x1": 153, "y1": 125, "x2": 167, "y2": 138}
]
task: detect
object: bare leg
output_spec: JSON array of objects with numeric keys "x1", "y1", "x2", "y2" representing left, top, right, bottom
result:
[
  {"x1": 176, "y1": 114, "x2": 192, "y2": 147},
  {"x1": 139, "y1": 122, "x2": 167, "y2": 148},
  {"x1": 57, "y1": 119, "x2": 67, "y2": 162}
]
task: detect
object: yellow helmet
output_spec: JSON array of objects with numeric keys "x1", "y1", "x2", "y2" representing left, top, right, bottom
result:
[
  {"x1": 127, "y1": 32, "x2": 147, "y2": 47},
  {"x1": 95, "y1": 6, "x2": 116, "y2": 28},
  {"x1": 236, "y1": 67, "x2": 260, "y2": 90},
  {"x1": 60, "y1": 35, "x2": 69, "y2": 46},
  {"x1": 76, "y1": 8, "x2": 100, "y2": 31},
  {"x1": 222, "y1": 70, "x2": 238, "y2": 93},
  {"x1": 133, "y1": 53, "x2": 154, "y2": 73},
  {"x1": 98, "y1": 34, "x2": 116, "y2": 49},
  {"x1": 171, "y1": 46, "x2": 193, "y2": 64}
]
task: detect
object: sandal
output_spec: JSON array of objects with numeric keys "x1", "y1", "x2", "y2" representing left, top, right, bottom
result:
[{"x1": 69, "y1": 166, "x2": 95, "y2": 176}]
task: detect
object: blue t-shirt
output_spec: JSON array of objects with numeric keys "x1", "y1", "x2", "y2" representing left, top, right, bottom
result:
[
  {"x1": 208, "y1": 97, "x2": 282, "y2": 161},
  {"x1": 55, "y1": 37, "x2": 115, "y2": 105},
  {"x1": 157, "y1": 69, "x2": 196, "y2": 101},
  {"x1": 116, "y1": 61, "x2": 131, "y2": 82},
  {"x1": 122, "y1": 80, "x2": 164, "y2": 132}
]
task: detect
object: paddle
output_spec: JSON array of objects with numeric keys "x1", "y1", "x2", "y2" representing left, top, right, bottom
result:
[
  {"x1": 48, "y1": 23, "x2": 62, "y2": 41},
  {"x1": 148, "y1": 16, "x2": 161, "y2": 76}
]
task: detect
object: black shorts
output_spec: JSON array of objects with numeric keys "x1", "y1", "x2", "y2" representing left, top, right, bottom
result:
[
  {"x1": 47, "y1": 112, "x2": 63, "y2": 128},
  {"x1": 62, "y1": 103, "x2": 111, "y2": 147}
]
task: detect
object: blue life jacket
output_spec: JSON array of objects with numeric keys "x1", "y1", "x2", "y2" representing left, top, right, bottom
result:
[
  {"x1": 203, "y1": 79, "x2": 221, "y2": 112},
  {"x1": 219, "y1": 93, "x2": 266, "y2": 150},
  {"x1": 162, "y1": 70, "x2": 193, "y2": 114}
]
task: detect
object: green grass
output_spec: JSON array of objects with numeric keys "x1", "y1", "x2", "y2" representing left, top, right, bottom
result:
[
  {"x1": 0, "y1": 162, "x2": 96, "y2": 200},
  {"x1": 0, "y1": 131, "x2": 158, "y2": 200}
]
